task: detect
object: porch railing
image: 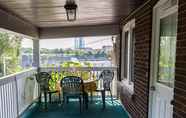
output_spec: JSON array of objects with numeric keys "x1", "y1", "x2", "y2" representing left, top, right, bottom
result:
[
  {"x1": 40, "y1": 67, "x2": 118, "y2": 97},
  {"x1": 0, "y1": 66, "x2": 118, "y2": 118},
  {"x1": 0, "y1": 68, "x2": 38, "y2": 118}
]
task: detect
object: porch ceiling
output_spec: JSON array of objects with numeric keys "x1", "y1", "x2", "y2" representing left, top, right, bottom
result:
[{"x1": 0, "y1": 0, "x2": 144, "y2": 28}]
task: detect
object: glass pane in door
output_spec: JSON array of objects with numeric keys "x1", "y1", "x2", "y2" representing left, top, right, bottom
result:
[{"x1": 157, "y1": 12, "x2": 177, "y2": 87}]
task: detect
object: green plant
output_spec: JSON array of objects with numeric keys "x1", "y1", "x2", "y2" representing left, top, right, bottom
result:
[{"x1": 48, "y1": 61, "x2": 94, "y2": 91}]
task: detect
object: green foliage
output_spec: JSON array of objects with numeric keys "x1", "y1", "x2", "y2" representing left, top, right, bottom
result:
[
  {"x1": 48, "y1": 61, "x2": 94, "y2": 91},
  {"x1": 0, "y1": 32, "x2": 23, "y2": 76}
]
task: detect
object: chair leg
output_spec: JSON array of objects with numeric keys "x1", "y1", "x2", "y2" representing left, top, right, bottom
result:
[
  {"x1": 83, "y1": 92, "x2": 88, "y2": 110},
  {"x1": 62, "y1": 95, "x2": 65, "y2": 110},
  {"x1": 49, "y1": 93, "x2": 52, "y2": 103},
  {"x1": 109, "y1": 89, "x2": 113, "y2": 104},
  {"x1": 79, "y1": 97, "x2": 82, "y2": 113},
  {"x1": 58, "y1": 92, "x2": 61, "y2": 104},
  {"x1": 66, "y1": 96, "x2": 69, "y2": 104},
  {"x1": 90, "y1": 92, "x2": 93, "y2": 103},
  {"x1": 101, "y1": 90, "x2": 106, "y2": 110},
  {"x1": 44, "y1": 91, "x2": 47, "y2": 110},
  {"x1": 38, "y1": 92, "x2": 42, "y2": 105}
]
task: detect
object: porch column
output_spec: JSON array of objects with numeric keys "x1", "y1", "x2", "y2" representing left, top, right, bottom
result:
[{"x1": 33, "y1": 39, "x2": 40, "y2": 68}]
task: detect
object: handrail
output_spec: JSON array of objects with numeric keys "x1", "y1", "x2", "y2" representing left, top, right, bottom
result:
[
  {"x1": 40, "y1": 66, "x2": 118, "y2": 72},
  {"x1": 0, "y1": 66, "x2": 118, "y2": 118},
  {"x1": 0, "y1": 68, "x2": 37, "y2": 86},
  {"x1": 0, "y1": 67, "x2": 38, "y2": 118}
]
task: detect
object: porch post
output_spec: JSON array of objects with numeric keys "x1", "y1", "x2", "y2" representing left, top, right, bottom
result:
[{"x1": 33, "y1": 39, "x2": 40, "y2": 68}]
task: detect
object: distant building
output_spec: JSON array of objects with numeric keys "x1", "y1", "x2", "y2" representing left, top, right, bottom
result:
[
  {"x1": 75, "y1": 37, "x2": 85, "y2": 49},
  {"x1": 102, "y1": 46, "x2": 113, "y2": 53}
]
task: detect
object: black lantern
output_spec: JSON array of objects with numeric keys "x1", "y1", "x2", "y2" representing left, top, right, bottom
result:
[{"x1": 64, "y1": 0, "x2": 77, "y2": 21}]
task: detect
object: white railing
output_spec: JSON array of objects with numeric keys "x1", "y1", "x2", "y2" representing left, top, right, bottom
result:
[
  {"x1": 40, "y1": 66, "x2": 118, "y2": 97},
  {"x1": 0, "y1": 68, "x2": 38, "y2": 118},
  {"x1": 0, "y1": 66, "x2": 118, "y2": 118}
]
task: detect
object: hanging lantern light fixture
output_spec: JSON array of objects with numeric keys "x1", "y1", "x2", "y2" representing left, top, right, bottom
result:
[{"x1": 64, "y1": 0, "x2": 77, "y2": 21}]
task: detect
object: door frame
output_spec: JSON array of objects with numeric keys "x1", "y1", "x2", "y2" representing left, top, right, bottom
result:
[{"x1": 148, "y1": 0, "x2": 178, "y2": 117}]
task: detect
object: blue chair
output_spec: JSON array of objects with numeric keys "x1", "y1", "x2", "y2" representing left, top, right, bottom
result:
[{"x1": 60, "y1": 76, "x2": 88, "y2": 112}]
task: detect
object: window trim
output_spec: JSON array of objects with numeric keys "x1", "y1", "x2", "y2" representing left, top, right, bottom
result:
[{"x1": 121, "y1": 19, "x2": 135, "y2": 93}]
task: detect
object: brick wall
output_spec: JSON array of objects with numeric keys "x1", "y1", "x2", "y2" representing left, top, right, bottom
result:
[
  {"x1": 120, "y1": 0, "x2": 186, "y2": 118},
  {"x1": 119, "y1": 1, "x2": 157, "y2": 118},
  {"x1": 119, "y1": 0, "x2": 186, "y2": 118},
  {"x1": 174, "y1": 0, "x2": 186, "y2": 117}
]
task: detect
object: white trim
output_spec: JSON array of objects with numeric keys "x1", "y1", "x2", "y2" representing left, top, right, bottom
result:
[
  {"x1": 121, "y1": 26, "x2": 126, "y2": 78},
  {"x1": 0, "y1": 28, "x2": 34, "y2": 39},
  {"x1": 123, "y1": 19, "x2": 135, "y2": 32},
  {"x1": 148, "y1": 0, "x2": 178, "y2": 117},
  {"x1": 0, "y1": 68, "x2": 37, "y2": 85},
  {"x1": 121, "y1": 19, "x2": 135, "y2": 93},
  {"x1": 160, "y1": 5, "x2": 178, "y2": 18},
  {"x1": 33, "y1": 39, "x2": 40, "y2": 67}
]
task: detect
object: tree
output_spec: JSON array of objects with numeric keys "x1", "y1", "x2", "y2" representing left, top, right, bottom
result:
[{"x1": 0, "y1": 32, "x2": 23, "y2": 76}]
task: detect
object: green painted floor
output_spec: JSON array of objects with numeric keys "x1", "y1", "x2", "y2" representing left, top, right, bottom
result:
[{"x1": 23, "y1": 98, "x2": 129, "y2": 118}]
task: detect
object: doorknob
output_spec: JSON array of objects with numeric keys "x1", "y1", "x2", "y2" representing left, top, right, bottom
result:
[
  {"x1": 150, "y1": 86, "x2": 156, "y2": 91},
  {"x1": 170, "y1": 100, "x2": 174, "y2": 105}
]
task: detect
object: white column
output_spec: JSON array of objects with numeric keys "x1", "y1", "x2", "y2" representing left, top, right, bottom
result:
[{"x1": 33, "y1": 39, "x2": 40, "y2": 68}]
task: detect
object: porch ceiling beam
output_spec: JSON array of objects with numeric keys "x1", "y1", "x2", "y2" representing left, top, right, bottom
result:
[
  {"x1": 0, "y1": 8, "x2": 38, "y2": 38},
  {"x1": 39, "y1": 24, "x2": 119, "y2": 39}
]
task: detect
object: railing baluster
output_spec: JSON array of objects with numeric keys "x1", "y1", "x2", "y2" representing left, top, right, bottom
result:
[
  {"x1": 2, "y1": 85, "x2": 5, "y2": 118},
  {"x1": 14, "y1": 77, "x2": 19, "y2": 118},
  {"x1": 39, "y1": 67, "x2": 118, "y2": 98},
  {"x1": 0, "y1": 86, "x2": 3, "y2": 118},
  {"x1": 0, "y1": 68, "x2": 37, "y2": 118},
  {"x1": 9, "y1": 83, "x2": 12, "y2": 118},
  {"x1": 13, "y1": 81, "x2": 17, "y2": 118},
  {"x1": 6, "y1": 84, "x2": 11, "y2": 118}
]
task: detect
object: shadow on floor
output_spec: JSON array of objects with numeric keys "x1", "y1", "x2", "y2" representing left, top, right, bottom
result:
[{"x1": 23, "y1": 98, "x2": 129, "y2": 118}]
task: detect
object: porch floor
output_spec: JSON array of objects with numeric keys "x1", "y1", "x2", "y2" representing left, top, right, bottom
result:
[{"x1": 22, "y1": 97, "x2": 129, "y2": 118}]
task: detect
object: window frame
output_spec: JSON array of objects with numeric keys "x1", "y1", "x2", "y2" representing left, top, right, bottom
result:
[{"x1": 121, "y1": 19, "x2": 135, "y2": 91}]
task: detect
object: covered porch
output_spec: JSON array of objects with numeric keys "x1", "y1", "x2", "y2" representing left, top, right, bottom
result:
[
  {"x1": 0, "y1": 0, "x2": 138, "y2": 118},
  {"x1": 1, "y1": 0, "x2": 186, "y2": 118}
]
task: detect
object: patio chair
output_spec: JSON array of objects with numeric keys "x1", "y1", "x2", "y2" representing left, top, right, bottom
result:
[
  {"x1": 60, "y1": 76, "x2": 88, "y2": 112},
  {"x1": 35, "y1": 72, "x2": 61, "y2": 109},
  {"x1": 95, "y1": 70, "x2": 114, "y2": 107}
]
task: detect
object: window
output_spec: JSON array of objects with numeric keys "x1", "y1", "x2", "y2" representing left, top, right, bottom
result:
[
  {"x1": 0, "y1": 30, "x2": 33, "y2": 77},
  {"x1": 121, "y1": 19, "x2": 135, "y2": 88},
  {"x1": 157, "y1": 12, "x2": 177, "y2": 88}
]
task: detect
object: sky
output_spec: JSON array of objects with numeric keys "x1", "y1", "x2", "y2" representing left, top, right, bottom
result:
[
  {"x1": 21, "y1": 38, "x2": 33, "y2": 48},
  {"x1": 39, "y1": 36, "x2": 113, "y2": 49}
]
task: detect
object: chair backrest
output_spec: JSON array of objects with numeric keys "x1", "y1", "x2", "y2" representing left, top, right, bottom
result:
[
  {"x1": 61, "y1": 76, "x2": 83, "y2": 94},
  {"x1": 99, "y1": 70, "x2": 114, "y2": 90},
  {"x1": 36, "y1": 72, "x2": 50, "y2": 91}
]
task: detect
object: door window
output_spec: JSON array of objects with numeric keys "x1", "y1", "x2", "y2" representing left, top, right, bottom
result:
[{"x1": 157, "y1": 12, "x2": 177, "y2": 88}]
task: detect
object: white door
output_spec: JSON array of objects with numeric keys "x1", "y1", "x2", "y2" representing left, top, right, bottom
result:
[{"x1": 149, "y1": 0, "x2": 178, "y2": 118}]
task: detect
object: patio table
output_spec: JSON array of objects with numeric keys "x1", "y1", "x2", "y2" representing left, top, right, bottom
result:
[{"x1": 83, "y1": 79, "x2": 106, "y2": 110}]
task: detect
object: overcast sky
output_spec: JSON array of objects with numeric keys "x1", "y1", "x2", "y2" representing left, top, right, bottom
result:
[
  {"x1": 21, "y1": 36, "x2": 113, "y2": 49},
  {"x1": 39, "y1": 36, "x2": 113, "y2": 49}
]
